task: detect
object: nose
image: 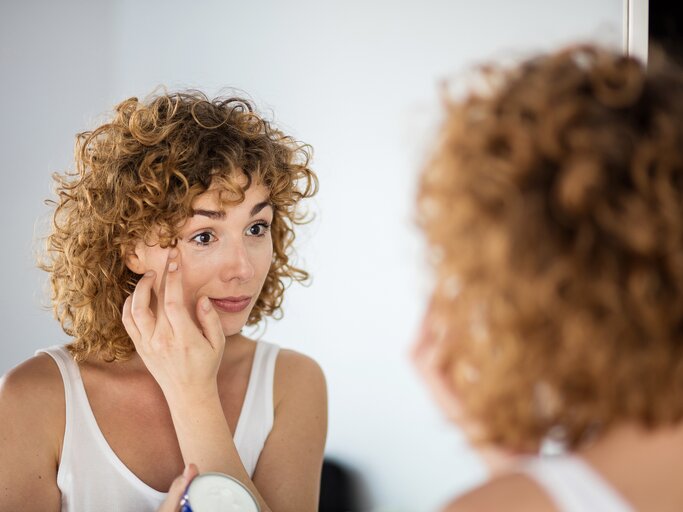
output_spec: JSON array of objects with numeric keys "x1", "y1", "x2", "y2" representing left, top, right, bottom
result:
[{"x1": 218, "y1": 237, "x2": 255, "y2": 283}]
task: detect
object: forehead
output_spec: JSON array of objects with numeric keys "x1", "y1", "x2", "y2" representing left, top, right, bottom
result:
[{"x1": 191, "y1": 180, "x2": 270, "y2": 211}]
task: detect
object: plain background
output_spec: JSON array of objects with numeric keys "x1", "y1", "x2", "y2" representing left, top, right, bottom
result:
[{"x1": 1, "y1": 1, "x2": 622, "y2": 510}]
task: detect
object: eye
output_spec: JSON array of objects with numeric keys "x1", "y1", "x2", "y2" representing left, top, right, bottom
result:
[
  {"x1": 190, "y1": 231, "x2": 217, "y2": 246},
  {"x1": 247, "y1": 221, "x2": 271, "y2": 237}
]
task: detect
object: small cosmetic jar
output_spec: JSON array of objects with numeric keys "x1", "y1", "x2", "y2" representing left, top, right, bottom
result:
[{"x1": 179, "y1": 472, "x2": 260, "y2": 512}]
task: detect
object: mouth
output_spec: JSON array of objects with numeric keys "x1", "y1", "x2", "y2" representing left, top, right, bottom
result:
[{"x1": 209, "y1": 296, "x2": 252, "y2": 313}]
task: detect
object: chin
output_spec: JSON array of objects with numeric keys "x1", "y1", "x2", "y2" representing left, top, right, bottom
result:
[
  {"x1": 213, "y1": 304, "x2": 256, "y2": 337},
  {"x1": 220, "y1": 320, "x2": 248, "y2": 337}
]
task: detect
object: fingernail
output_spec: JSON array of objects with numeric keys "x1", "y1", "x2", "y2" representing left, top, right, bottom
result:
[
  {"x1": 169, "y1": 248, "x2": 179, "y2": 258},
  {"x1": 168, "y1": 262, "x2": 178, "y2": 272},
  {"x1": 144, "y1": 270, "x2": 155, "y2": 278},
  {"x1": 201, "y1": 296, "x2": 212, "y2": 312}
]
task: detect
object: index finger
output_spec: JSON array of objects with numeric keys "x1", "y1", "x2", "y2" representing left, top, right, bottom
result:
[
  {"x1": 163, "y1": 249, "x2": 196, "y2": 335},
  {"x1": 130, "y1": 270, "x2": 157, "y2": 340}
]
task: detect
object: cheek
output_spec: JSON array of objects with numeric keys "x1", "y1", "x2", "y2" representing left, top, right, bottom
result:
[
  {"x1": 177, "y1": 255, "x2": 211, "y2": 300},
  {"x1": 253, "y1": 244, "x2": 273, "y2": 282}
]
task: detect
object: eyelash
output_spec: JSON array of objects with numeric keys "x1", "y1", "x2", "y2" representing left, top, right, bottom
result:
[
  {"x1": 188, "y1": 221, "x2": 271, "y2": 247},
  {"x1": 189, "y1": 231, "x2": 216, "y2": 247},
  {"x1": 247, "y1": 221, "x2": 271, "y2": 237}
]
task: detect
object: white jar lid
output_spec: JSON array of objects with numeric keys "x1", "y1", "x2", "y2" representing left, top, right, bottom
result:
[{"x1": 181, "y1": 472, "x2": 260, "y2": 512}]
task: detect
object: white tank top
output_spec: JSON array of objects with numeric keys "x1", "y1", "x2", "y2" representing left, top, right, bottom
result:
[
  {"x1": 520, "y1": 455, "x2": 635, "y2": 512},
  {"x1": 37, "y1": 341, "x2": 280, "y2": 512}
]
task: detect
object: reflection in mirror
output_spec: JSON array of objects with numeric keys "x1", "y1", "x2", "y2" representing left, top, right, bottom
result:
[{"x1": 0, "y1": 91, "x2": 326, "y2": 512}]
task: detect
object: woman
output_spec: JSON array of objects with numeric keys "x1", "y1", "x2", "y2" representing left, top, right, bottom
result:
[
  {"x1": 0, "y1": 92, "x2": 327, "y2": 512},
  {"x1": 415, "y1": 45, "x2": 683, "y2": 511}
]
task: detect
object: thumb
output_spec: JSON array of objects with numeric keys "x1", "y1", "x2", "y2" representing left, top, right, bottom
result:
[
  {"x1": 157, "y1": 463, "x2": 199, "y2": 512},
  {"x1": 197, "y1": 296, "x2": 226, "y2": 350}
]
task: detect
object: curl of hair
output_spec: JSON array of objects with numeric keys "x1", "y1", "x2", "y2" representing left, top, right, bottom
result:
[
  {"x1": 40, "y1": 91, "x2": 318, "y2": 362},
  {"x1": 418, "y1": 45, "x2": 683, "y2": 451}
]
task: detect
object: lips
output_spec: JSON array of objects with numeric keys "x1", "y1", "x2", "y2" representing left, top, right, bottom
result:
[{"x1": 209, "y1": 296, "x2": 252, "y2": 313}]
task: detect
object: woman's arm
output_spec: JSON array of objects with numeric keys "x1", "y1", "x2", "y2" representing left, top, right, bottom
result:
[
  {"x1": 251, "y1": 350, "x2": 328, "y2": 511},
  {"x1": 0, "y1": 355, "x2": 63, "y2": 512},
  {"x1": 161, "y1": 352, "x2": 327, "y2": 512}
]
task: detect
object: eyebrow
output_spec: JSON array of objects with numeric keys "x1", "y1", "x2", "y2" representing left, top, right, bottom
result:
[
  {"x1": 191, "y1": 209, "x2": 226, "y2": 220},
  {"x1": 249, "y1": 201, "x2": 272, "y2": 216},
  {"x1": 191, "y1": 201, "x2": 272, "y2": 219}
]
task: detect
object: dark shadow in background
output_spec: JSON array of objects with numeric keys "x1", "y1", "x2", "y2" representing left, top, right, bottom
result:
[
  {"x1": 319, "y1": 458, "x2": 373, "y2": 512},
  {"x1": 650, "y1": 0, "x2": 683, "y2": 65}
]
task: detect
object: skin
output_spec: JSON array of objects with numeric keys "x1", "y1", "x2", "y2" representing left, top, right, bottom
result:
[
  {"x1": 414, "y1": 304, "x2": 683, "y2": 512},
  {"x1": 0, "y1": 180, "x2": 327, "y2": 512}
]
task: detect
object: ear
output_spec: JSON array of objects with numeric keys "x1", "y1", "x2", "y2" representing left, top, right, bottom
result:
[{"x1": 124, "y1": 242, "x2": 146, "y2": 275}]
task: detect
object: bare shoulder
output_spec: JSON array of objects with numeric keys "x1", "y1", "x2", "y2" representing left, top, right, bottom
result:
[
  {"x1": 443, "y1": 473, "x2": 557, "y2": 512},
  {"x1": 274, "y1": 349, "x2": 325, "y2": 380},
  {"x1": 0, "y1": 353, "x2": 65, "y2": 446},
  {"x1": 273, "y1": 349, "x2": 326, "y2": 402},
  {"x1": 0, "y1": 353, "x2": 64, "y2": 510},
  {"x1": 0, "y1": 353, "x2": 64, "y2": 412}
]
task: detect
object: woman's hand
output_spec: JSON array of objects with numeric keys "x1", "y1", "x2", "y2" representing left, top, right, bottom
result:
[
  {"x1": 411, "y1": 301, "x2": 521, "y2": 476},
  {"x1": 411, "y1": 302, "x2": 470, "y2": 423},
  {"x1": 157, "y1": 463, "x2": 199, "y2": 512},
  {"x1": 122, "y1": 248, "x2": 226, "y2": 403},
  {"x1": 123, "y1": 248, "x2": 255, "y2": 485}
]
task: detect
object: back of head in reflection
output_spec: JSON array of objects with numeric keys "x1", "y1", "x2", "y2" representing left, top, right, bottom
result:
[{"x1": 415, "y1": 44, "x2": 683, "y2": 511}]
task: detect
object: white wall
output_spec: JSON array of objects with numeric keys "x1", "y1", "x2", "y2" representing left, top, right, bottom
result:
[
  {"x1": 1, "y1": 1, "x2": 622, "y2": 510},
  {"x1": 0, "y1": 0, "x2": 115, "y2": 370}
]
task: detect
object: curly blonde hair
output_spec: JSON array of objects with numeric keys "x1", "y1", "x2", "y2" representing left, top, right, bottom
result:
[
  {"x1": 41, "y1": 91, "x2": 318, "y2": 362},
  {"x1": 418, "y1": 45, "x2": 683, "y2": 451}
]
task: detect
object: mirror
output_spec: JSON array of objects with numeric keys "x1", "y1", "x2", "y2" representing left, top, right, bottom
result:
[{"x1": 0, "y1": 1, "x2": 627, "y2": 509}]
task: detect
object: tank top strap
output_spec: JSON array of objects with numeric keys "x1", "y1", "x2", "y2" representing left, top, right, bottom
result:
[
  {"x1": 35, "y1": 345, "x2": 168, "y2": 504},
  {"x1": 520, "y1": 455, "x2": 635, "y2": 512},
  {"x1": 35, "y1": 345, "x2": 93, "y2": 428},
  {"x1": 233, "y1": 340, "x2": 280, "y2": 476},
  {"x1": 35, "y1": 345, "x2": 80, "y2": 488}
]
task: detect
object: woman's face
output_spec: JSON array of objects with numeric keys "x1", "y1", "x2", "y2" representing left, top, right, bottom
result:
[{"x1": 127, "y1": 180, "x2": 274, "y2": 337}]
